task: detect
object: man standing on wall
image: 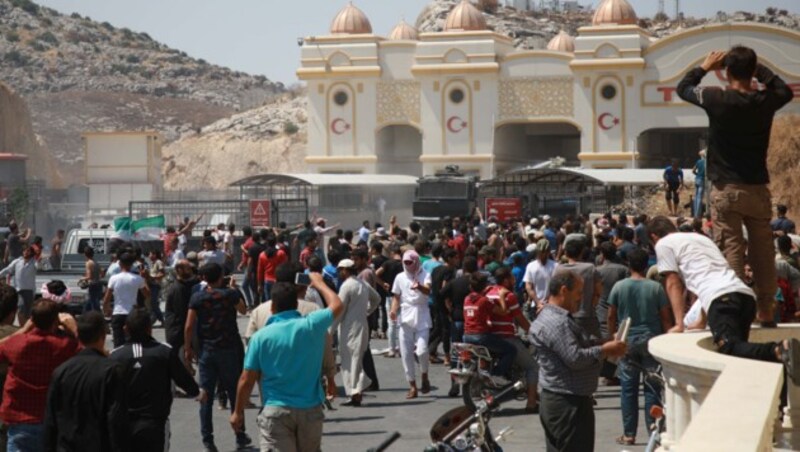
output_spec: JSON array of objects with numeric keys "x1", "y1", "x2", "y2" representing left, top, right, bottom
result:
[{"x1": 677, "y1": 46, "x2": 794, "y2": 324}]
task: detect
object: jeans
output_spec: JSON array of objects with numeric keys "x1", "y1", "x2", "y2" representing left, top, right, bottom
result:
[
  {"x1": 707, "y1": 293, "x2": 777, "y2": 362},
  {"x1": 618, "y1": 335, "x2": 662, "y2": 438},
  {"x1": 7, "y1": 423, "x2": 43, "y2": 452},
  {"x1": 198, "y1": 347, "x2": 246, "y2": 445},
  {"x1": 711, "y1": 183, "x2": 777, "y2": 316},
  {"x1": 241, "y1": 270, "x2": 255, "y2": 308},
  {"x1": 540, "y1": 390, "x2": 594, "y2": 452},
  {"x1": 263, "y1": 281, "x2": 275, "y2": 303},
  {"x1": 149, "y1": 284, "x2": 164, "y2": 324},
  {"x1": 111, "y1": 314, "x2": 128, "y2": 348},
  {"x1": 130, "y1": 417, "x2": 169, "y2": 452},
  {"x1": 694, "y1": 182, "x2": 705, "y2": 218},
  {"x1": 463, "y1": 333, "x2": 516, "y2": 377},
  {"x1": 83, "y1": 282, "x2": 103, "y2": 313},
  {"x1": 450, "y1": 321, "x2": 464, "y2": 370}
]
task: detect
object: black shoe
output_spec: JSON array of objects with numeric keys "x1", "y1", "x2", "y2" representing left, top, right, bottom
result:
[
  {"x1": 203, "y1": 442, "x2": 219, "y2": 452},
  {"x1": 236, "y1": 433, "x2": 252, "y2": 449},
  {"x1": 365, "y1": 382, "x2": 380, "y2": 392},
  {"x1": 447, "y1": 383, "x2": 460, "y2": 397},
  {"x1": 341, "y1": 397, "x2": 362, "y2": 407}
]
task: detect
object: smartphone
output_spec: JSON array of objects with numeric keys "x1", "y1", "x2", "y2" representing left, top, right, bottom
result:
[{"x1": 295, "y1": 272, "x2": 311, "y2": 286}]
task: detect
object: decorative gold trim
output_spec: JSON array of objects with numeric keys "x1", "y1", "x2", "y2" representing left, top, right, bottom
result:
[
  {"x1": 643, "y1": 23, "x2": 800, "y2": 56},
  {"x1": 325, "y1": 82, "x2": 357, "y2": 156},
  {"x1": 441, "y1": 79, "x2": 474, "y2": 156},
  {"x1": 578, "y1": 152, "x2": 637, "y2": 161},
  {"x1": 569, "y1": 59, "x2": 645, "y2": 70},
  {"x1": 420, "y1": 154, "x2": 492, "y2": 163},
  {"x1": 305, "y1": 156, "x2": 377, "y2": 164},
  {"x1": 303, "y1": 34, "x2": 384, "y2": 44},
  {"x1": 418, "y1": 30, "x2": 513, "y2": 43},
  {"x1": 411, "y1": 63, "x2": 499, "y2": 76},
  {"x1": 494, "y1": 117, "x2": 583, "y2": 131},
  {"x1": 576, "y1": 25, "x2": 651, "y2": 37},
  {"x1": 501, "y1": 50, "x2": 573, "y2": 62},
  {"x1": 379, "y1": 41, "x2": 418, "y2": 48},
  {"x1": 592, "y1": 75, "x2": 627, "y2": 153},
  {"x1": 375, "y1": 122, "x2": 423, "y2": 133},
  {"x1": 297, "y1": 66, "x2": 382, "y2": 80}
]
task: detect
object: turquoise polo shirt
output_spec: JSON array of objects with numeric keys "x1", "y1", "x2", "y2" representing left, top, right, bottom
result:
[{"x1": 244, "y1": 308, "x2": 333, "y2": 408}]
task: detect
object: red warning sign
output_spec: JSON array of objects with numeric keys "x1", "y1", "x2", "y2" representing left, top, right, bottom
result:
[
  {"x1": 485, "y1": 198, "x2": 522, "y2": 222},
  {"x1": 250, "y1": 199, "x2": 271, "y2": 227}
]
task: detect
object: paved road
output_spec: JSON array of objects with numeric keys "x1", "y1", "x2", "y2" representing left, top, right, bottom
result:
[{"x1": 141, "y1": 316, "x2": 651, "y2": 452}]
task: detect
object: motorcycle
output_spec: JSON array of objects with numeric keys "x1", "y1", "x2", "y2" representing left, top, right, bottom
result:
[
  {"x1": 449, "y1": 342, "x2": 531, "y2": 411},
  {"x1": 426, "y1": 381, "x2": 523, "y2": 452}
]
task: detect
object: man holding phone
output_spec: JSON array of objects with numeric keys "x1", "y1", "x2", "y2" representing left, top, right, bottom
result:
[{"x1": 677, "y1": 46, "x2": 794, "y2": 325}]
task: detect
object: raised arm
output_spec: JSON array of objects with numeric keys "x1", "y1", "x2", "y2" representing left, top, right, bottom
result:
[
  {"x1": 677, "y1": 51, "x2": 726, "y2": 108},
  {"x1": 310, "y1": 272, "x2": 343, "y2": 319},
  {"x1": 755, "y1": 63, "x2": 795, "y2": 109}
]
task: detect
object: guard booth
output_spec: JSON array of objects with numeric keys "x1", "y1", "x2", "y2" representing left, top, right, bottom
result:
[
  {"x1": 229, "y1": 173, "x2": 418, "y2": 229},
  {"x1": 479, "y1": 167, "x2": 694, "y2": 217}
]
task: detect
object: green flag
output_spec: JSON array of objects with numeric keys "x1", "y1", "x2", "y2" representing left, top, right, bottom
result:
[
  {"x1": 112, "y1": 217, "x2": 132, "y2": 241},
  {"x1": 132, "y1": 215, "x2": 166, "y2": 240}
]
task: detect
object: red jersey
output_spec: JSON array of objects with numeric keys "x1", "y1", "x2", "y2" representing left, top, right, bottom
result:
[
  {"x1": 463, "y1": 292, "x2": 493, "y2": 335},
  {"x1": 298, "y1": 246, "x2": 315, "y2": 269},
  {"x1": 486, "y1": 286, "x2": 520, "y2": 337},
  {"x1": 257, "y1": 248, "x2": 288, "y2": 285},
  {"x1": 448, "y1": 235, "x2": 467, "y2": 259}
]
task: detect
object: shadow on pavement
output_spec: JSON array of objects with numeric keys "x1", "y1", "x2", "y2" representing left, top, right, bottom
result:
[
  {"x1": 326, "y1": 415, "x2": 385, "y2": 423},
  {"x1": 323, "y1": 430, "x2": 387, "y2": 436}
]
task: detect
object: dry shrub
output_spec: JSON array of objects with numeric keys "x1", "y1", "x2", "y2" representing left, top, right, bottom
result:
[{"x1": 767, "y1": 114, "x2": 800, "y2": 222}]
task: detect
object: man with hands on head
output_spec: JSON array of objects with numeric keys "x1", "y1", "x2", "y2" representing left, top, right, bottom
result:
[{"x1": 230, "y1": 272, "x2": 344, "y2": 452}]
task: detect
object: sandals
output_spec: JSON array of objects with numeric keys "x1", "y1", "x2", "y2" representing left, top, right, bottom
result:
[
  {"x1": 406, "y1": 387, "x2": 418, "y2": 399},
  {"x1": 615, "y1": 435, "x2": 635, "y2": 445}
]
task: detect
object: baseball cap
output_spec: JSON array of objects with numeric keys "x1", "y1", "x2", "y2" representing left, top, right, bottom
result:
[{"x1": 337, "y1": 259, "x2": 355, "y2": 269}]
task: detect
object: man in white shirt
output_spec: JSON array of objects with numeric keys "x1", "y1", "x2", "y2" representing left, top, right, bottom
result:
[
  {"x1": 390, "y1": 251, "x2": 431, "y2": 399},
  {"x1": 523, "y1": 239, "x2": 558, "y2": 312},
  {"x1": 0, "y1": 245, "x2": 37, "y2": 325},
  {"x1": 357, "y1": 221, "x2": 372, "y2": 245},
  {"x1": 648, "y1": 216, "x2": 799, "y2": 380},
  {"x1": 198, "y1": 236, "x2": 226, "y2": 268},
  {"x1": 103, "y1": 252, "x2": 150, "y2": 347}
]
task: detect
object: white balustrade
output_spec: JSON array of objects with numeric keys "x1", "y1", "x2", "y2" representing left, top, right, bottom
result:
[{"x1": 649, "y1": 325, "x2": 800, "y2": 451}]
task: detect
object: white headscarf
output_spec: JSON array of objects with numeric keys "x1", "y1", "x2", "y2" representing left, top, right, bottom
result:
[{"x1": 402, "y1": 250, "x2": 421, "y2": 279}]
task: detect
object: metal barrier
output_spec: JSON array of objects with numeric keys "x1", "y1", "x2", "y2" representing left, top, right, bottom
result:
[{"x1": 128, "y1": 200, "x2": 250, "y2": 231}]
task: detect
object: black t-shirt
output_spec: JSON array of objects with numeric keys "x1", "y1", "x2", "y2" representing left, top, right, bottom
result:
[
  {"x1": 380, "y1": 259, "x2": 404, "y2": 289},
  {"x1": 247, "y1": 242, "x2": 266, "y2": 274},
  {"x1": 6, "y1": 233, "x2": 21, "y2": 260},
  {"x1": 677, "y1": 65, "x2": 794, "y2": 184},
  {"x1": 441, "y1": 275, "x2": 471, "y2": 322},
  {"x1": 430, "y1": 265, "x2": 455, "y2": 308},
  {"x1": 296, "y1": 228, "x2": 316, "y2": 248},
  {"x1": 188, "y1": 287, "x2": 242, "y2": 350}
]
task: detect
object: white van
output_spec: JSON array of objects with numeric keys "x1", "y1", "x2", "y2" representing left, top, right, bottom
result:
[{"x1": 60, "y1": 229, "x2": 115, "y2": 272}]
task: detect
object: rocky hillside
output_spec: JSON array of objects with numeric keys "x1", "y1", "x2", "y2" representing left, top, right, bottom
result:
[
  {"x1": 416, "y1": 1, "x2": 800, "y2": 49},
  {"x1": 0, "y1": 0, "x2": 284, "y2": 186},
  {"x1": 162, "y1": 93, "x2": 307, "y2": 190}
]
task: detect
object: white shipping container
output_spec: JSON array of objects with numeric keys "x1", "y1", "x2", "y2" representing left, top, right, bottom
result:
[
  {"x1": 89, "y1": 183, "x2": 154, "y2": 210},
  {"x1": 83, "y1": 133, "x2": 162, "y2": 185}
]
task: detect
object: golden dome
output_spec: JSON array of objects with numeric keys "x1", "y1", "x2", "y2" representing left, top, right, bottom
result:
[
  {"x1": 330, "y1": 2, "x2": 373, "y2": 35},
  {"x1": 388, "y1": 19, "x2": 419, "y2": 40},
  {"x1": 444, "y1": 0, "x2": 487, "y2": 32},
  {"x1": 592, "y1": 0, "x2": 638, "y2": 26},
  {"x1": 546, "y1": 31, "x2": 575, "y2": 52}
]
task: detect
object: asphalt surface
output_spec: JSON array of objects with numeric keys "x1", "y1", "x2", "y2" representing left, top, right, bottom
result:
[{"x1": 141, "y1": 315, "x2": 651, "y2": 452}]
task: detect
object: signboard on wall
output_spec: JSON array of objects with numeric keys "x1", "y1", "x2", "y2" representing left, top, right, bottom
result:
[
  {"x1": 485, "y1": 198, "x2": 522, "y2": 222},
  {"x1": 249, "y1": 199, "x2": 271, "y2": 227}
]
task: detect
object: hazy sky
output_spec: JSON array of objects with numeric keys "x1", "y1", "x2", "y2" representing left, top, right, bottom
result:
[{"x1": 37, "y1": 0, "x2": 800, "y2": 85}]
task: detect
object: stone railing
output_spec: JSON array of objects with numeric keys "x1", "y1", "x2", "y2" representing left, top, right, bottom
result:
[{"x1": 649, "y1": 326, "x2": 800, "y2": 452}]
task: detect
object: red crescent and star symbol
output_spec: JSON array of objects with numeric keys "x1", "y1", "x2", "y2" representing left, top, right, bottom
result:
[
  {"x1": 597, "y1": 112, "x2": 620, "y2": 131},
  {"x1": 330, "y1": 118, "x2": 351, "y2": 135},
  {"x1": 447, "y1": 116, "x2": 468, "y2": 134}
]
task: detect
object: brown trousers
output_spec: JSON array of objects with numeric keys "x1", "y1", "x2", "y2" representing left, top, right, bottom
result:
[{"x1": 711, "y1": 183, "x2": 777, "y2": 316}]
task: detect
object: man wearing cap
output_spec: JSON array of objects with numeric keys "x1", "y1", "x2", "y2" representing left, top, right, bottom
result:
[
  {"x1": 335, "y1": 259, "x2": 381, "y2": 406},
  {"x1": 524, "y1": 240, "x2": 559, "y2": 316}
]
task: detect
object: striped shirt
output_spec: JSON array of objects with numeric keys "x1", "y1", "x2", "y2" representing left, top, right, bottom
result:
[
  {"x1": 530, "y1": 303, "x2": 603, "y2": 397},
  {"x1": 486, "y1": 286, "x2": 519, "y2": 337}
]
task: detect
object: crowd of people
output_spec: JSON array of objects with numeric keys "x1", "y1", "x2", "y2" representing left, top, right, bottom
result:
[{"x1": 0, "y1": 45, "x2": 795, "y2": 452}]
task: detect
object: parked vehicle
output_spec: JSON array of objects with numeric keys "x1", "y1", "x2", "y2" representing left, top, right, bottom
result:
[{"x1": 449, "y1": 342, "x2": 533, "y2": 412}]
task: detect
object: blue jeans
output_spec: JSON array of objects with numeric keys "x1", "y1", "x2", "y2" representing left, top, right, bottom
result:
[
  {"x1": 450, "y1": 321, "x2": 464, "y2": 370},
  {"x1": 198, "y1": 347, "x2": 246, "y2": 445},
  {"x1": 463, "y1": 333, "x2": 516, "y2": 377},
  {"x1": 619, "y1": 335, "x2": 663, "y2": 438},
  {"x1": 149, "y1": 284, "x2": 164, "y2": 323},
  {"x1": 241, "y1": 270, "x2": 256, "y2": 308},
  {"x1": 8, "y1": 423, "x2": 43, "y2": 452},
  {"x1": 263, "y1": 281, "x2": 274, "y2": 302},
  {"x1": 83, "y1": 282, "x2": 103, "y2": 313},
  {"x1": 694, "y1": 182, "x2": 705, "y2": 218}
]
